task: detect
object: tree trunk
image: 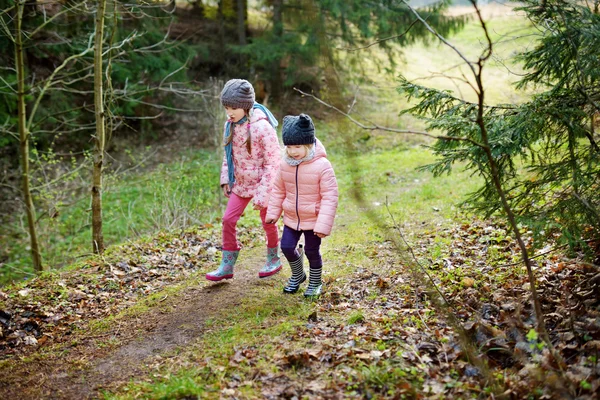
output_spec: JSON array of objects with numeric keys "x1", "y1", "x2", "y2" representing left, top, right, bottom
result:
[
  {"x1": 190, "y1": 0, "x2": 204, "y2": 16},
  {"x1": 92, "y1": 0, "x2": 107, "y2": 254},
  {"x1": 236, "y1": 0, "x2": 247, "y2": 72},
  {"x1": 218, "y1": 0, "x2": 225, "y2": 58},
  {"x1": 15, "y1": 0, "x2": 44, "y2": 272},
  {"x1": 270, "y1": 0, "x2": 283, "y2": 103}
]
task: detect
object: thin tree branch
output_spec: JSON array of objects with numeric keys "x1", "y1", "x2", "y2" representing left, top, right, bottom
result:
[
  {"x1": 385, "y1": 199, "x2": 454, "y2": 309},
  {"x1": 293, "y1": 87, "x2": 486, "y2": 148},
  {"x1": 401, "y1": 0, "x2": 478, "y2": 81},
  {"x1": 26, "y1": 34, "x2": 95, "y2": 131},
  {"x1": 337, "y1": 18, "x2": 419, "y2": 51},
  {"x1": 29, "y1": 0, "x2": 88, "y2": 38}
]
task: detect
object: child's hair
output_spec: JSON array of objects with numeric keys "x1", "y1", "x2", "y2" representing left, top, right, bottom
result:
[
  {"x1": 224, "y1": 109, "x2": 252, "y2": 153},
  {"x1": 285, "y1": 143, "x2": 313, "y2": 158}
]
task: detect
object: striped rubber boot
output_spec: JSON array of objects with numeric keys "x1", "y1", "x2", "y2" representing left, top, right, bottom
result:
[
  {"x1": 304, "y1": 265, "x2": 322, "y2": 297},
  {"x1": 283, "y1": 247, "x2": 306, "y2": 294}
]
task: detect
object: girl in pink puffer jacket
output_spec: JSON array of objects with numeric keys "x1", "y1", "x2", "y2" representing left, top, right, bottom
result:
[
  {"x1": 206, "y1": 79, "x2": 283, "y2": 282},
  {"x1": 266, "y1": 114, "x2": 339, "y2": 297}
]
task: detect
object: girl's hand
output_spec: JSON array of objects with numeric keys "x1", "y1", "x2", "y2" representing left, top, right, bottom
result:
[
  {"x1": 252, "y1": 203, "x2": 263, "y2": 211},
  {"x1": 265, "y1": 218, "x2": 276, "y2": 224},
  {"x1": 221, "y1": 184, "x2": 231, "y2": 198},
  {"x1": 315, "y1": 232, "x2": 328, "y2": 238}
]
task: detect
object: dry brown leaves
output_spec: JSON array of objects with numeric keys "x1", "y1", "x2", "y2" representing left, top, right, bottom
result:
[
  {"x1": 0, "y1": 225, "x2": 221, "y2": 357},
  {"x1": 1, "y1": 218, "x2": 599, "y2": 399},
  {"x1": 235, "y1": 219, "x2": 599, "y2": 399}
]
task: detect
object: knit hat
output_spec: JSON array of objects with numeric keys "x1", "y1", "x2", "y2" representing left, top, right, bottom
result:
[
  {"x1": 282, "y1": 114, "x2": 316, "y2": 145},
  {"x1": 220, "y1": 79, "x2": 255, "y2": 110}
]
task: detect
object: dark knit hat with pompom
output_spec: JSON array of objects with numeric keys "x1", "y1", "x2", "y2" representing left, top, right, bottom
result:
[
  {"x1": 220, "y1": 79, "x2": 255, "y2": 110},
  {"x1": 282, "y1": 114, "x2": 316, "y2": 145}
]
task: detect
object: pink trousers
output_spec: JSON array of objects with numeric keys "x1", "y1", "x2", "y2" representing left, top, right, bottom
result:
[{"x1": 222, "y1": 192, "x2": 279, "y2": 251}]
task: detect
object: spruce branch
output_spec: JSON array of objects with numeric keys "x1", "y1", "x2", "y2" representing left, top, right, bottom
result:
[{"x1": 404, "y1": 0, "x2": 570, "y2": 385}]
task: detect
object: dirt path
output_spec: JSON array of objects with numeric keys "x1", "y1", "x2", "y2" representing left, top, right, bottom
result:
[{"x1": 1, "y1": 250, "x2": 283, "y2": 399}]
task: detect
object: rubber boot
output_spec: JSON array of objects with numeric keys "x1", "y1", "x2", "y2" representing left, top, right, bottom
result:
[
  {"x1": 206, "y1": 250, "x2": 239, "y2": 281},
  {"x1": 283, "y1": 246, "x2": 307, "y2": 294},
  {"x1": 258, "y1": 246, "x2": 283, "y2": 278},
  {"x1": 304, "y1": 265, "x2": 322, "y2": 297}
]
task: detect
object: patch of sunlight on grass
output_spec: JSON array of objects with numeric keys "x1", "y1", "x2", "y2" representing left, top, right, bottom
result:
[
  {"x1": 401, "y1": 4, "x2": 536, "y2": 106},
  {"x1": 325, "y1": 144, "x2": 482, "y2": 254},
  {"x1": 341, "y1": 3, "x2": 537, "y2": 153}
]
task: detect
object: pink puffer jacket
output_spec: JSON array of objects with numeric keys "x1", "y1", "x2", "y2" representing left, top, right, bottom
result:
[
  {"x1": 220, "y1": 109, "x2": 281, "y2": 208},
  {"x1": 267, "y1": 139, "x2": 338, "y2": 235}
]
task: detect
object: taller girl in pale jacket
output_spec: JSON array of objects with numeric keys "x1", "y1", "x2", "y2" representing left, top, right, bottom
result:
[
  {"x1": 206, "y1": 79, "x2": 282, "y2": 281},
  {"x1": 266, "y1": 114, "x2": 338, "y2": 297}
]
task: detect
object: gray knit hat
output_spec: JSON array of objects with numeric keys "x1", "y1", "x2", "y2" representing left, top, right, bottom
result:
[
  {"x1": 282, "y1": 114, "x2": 316, "y2": 145},
  {"x1": 220, "y1": 79, "x2": 255, "y2": 109}
]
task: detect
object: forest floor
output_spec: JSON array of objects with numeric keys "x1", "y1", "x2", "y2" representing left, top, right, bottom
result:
[{"x1": 1, "y1": 146, "x2": 599, "y2": 399}]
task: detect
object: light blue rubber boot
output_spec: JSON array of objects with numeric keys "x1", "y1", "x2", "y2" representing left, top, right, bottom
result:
[
  {"x1": 206, "y1": 250, "x2": 239, "y2": 281},
  {"x1": 258, "y1": 246, "x2": 282, "y2": 278}
]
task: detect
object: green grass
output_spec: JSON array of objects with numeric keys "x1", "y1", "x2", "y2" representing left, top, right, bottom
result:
[
  {"x1": 97, "y1": 128, "x2": 485, "y2": 400},
  {"x1": 348, "y1": 310, "x2": 366, "y2": 325},
  {"x1": 2, "y1": 150, "x2": 224, "y2": 286},
  {"x1": 325, "y1": 145, "x2": 482, "y2": 251},
  {"x1": 104, "y1": 288, "x2": 317, "y2": 400},
  {"x1": 345, "y1": 4, "x2": 538, "y2": 146}
]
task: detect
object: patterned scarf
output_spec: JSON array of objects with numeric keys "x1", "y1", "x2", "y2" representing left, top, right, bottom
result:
[
  {"x1": 224, "y1": 102, "x2": 278, "y2": 189},
  {"x1": 285, "y1": 145, "x2": 316, "y2": 166}
]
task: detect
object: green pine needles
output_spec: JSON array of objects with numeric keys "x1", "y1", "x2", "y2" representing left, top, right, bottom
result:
[{"x1": 399, "y1": 0, "x2": 600, "y2": 257}]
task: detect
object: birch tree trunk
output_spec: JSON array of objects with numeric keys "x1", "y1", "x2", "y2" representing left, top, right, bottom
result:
[
  {"x1": 91, "y1": 0, "x2": 107, "y2": 254},
  {"x1": 15, "y1": 0, "x2": 44, "y2": 271}
]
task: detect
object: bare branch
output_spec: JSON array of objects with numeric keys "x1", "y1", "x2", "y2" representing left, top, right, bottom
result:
[
  {"x1": 293, "y1": 87, "x2": 485, "y2": 148},
  {"x1": 30, "y1": 0, "x2": 89, "y2": 38},
  {"x1": 0, "y1": 127, "x2": 19, "y2": 141},
  {"x1": 401, "y1": 0, "x2": 478, "y2": 81},
  {"x1": 159, "y1": 59, "x2": 189, "y2": 87},
  {"x1": 0, "y1": 74, "x2": 17, "y2": 94},
  {"x1": 0, "y1": 9, "x2": 15, "y2": 42},
  {"x1": 30, "y1": 104, "x2": 92, "y2": 130},
  {"x1": 26, "y1": 33, "x2": 95, "y2": 131},
  {"x1": 30, "y1": 162, "x2": 88, "y2": 192},
  {"x1": 337, "y1": 18, "x2": 419, "y2": 51},
  {"x1": 472, "y1": 1, "x2": 493, "y2": 63},
  {"x1": 113, "y1": 97, "x2": 206, "y2": 113},
  {"x1": 102, "y1": 30, "x2": 140, "y2": 56}
]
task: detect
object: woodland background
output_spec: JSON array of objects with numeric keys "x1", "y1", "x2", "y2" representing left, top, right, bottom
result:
[{"x1": 0, "y1": 0, "x2": 599, "y2": 398}]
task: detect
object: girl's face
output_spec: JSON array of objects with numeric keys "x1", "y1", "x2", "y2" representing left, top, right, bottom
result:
[
  {"x1": 225, "y1": 107, "x2": 246, "y2": 123},
  {"x1": 287, "y1": 145, "x2": 308, "y2": 160}
]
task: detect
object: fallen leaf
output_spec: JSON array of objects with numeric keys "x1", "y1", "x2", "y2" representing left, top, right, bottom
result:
[{"x1": 462, "y1": 277, "x2": 475, "y2": 287}]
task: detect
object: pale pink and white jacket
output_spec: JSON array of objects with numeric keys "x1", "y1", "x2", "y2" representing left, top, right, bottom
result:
[
  {"x1": 267, "y1": 139, "x2": 338, "y2": 236},
  {"x1": 220, "y1": 109, "x2": 281, "y2": 209}
]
